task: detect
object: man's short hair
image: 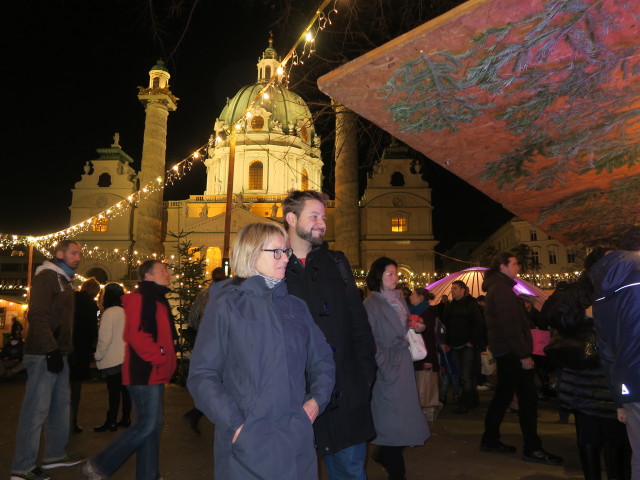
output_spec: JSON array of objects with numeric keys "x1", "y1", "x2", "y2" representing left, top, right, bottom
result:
[
  {"x1": 366, "y1": 257, "x2": 397, "y2": 292},
  {"x1": 231, "y1": 222, "x2": 288, "y2": 278},
  {"x1": 489, "y1": 252, "x2": 515, "y2": 272},
  {"x1": 139, "y1": 260, "x2": 163, "y2": 281},
  {"x1": 451, "y1": 280, "x2": 468, "y2": 294},
  {"x1": 282, "y1": 190, "x2": 329, "y2": 230},
  {"x1": 55, "y1": 240, "x2": 80, "y2": 255},
  {"x1": 619, "y1": 226, "x2": 640, "y2": 251},
  {"x1": 211, "y1": 267, "x2": 228, "y2": 283}
]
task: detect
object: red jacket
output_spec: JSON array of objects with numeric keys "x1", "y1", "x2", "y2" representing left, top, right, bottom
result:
[{"x1": 122, "y1": 291, "x2": 176, "y2": 385}]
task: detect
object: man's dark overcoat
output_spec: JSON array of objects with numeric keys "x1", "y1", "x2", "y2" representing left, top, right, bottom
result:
[{"x1": 285, "y1": 243, "x2": 377, "y2": 454}]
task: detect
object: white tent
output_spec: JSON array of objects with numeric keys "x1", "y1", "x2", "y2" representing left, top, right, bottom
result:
[{"x1": 426, "y1": 267, "x2": 548, "y2": 310}]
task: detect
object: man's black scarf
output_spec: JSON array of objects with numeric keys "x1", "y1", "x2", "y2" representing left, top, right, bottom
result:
[{"x1": 137, "y1": 281, "x2": 178, "y2": 342}]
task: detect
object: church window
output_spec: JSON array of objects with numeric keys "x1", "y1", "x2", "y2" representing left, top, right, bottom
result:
[
  {"x1": 567, "y1": 250, "x2": 576, "y2": 264},
  {"x1": 265, "y1": 66, "x2": 271, "y2": 79},
  {"x1": 92, "y1": 217, "x2": 109, "y2": 232},
  {"x1": 548, "y1": 249, "x2": 557, "y2": 265},
  {"x1": 153, "y1": 77, "x2": 160, "y2": 89},
  {"x1": 529, "y1": 229, "x2": 537, "y2": 241},
  {"x1": 301, "y1": 169, "x2": 309, "y2": 190},
  {"x1": 248, "y1": 161, "x2": 263, "y2": 190},
  {"x1": 391, "y1": 217, "x2": 407, "y2": 233},
  {"x1": 390, "y1": 171, "x2": 405, "y2": 187},
  {"x1": 98, "y1": 173, "x2": 112, "y2": 187}
]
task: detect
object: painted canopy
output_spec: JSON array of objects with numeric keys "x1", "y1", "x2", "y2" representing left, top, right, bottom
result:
[{"x1": 318, "y1": 0, "x2": 640, "y2": 244}]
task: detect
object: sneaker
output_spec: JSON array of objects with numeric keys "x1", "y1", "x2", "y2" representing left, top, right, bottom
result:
[
  {"x1": 10, "y1": 468, "x2": 51, "y2": 480},
  {"x1": 41, "y1": 454, "x2": 84, "y2": 469},
  {"x1": 82, "y1": 461, "x2": 105, "y2": 480},
  {"x1": 522, "y1": 448, "x2": 563, "y2": 465}
]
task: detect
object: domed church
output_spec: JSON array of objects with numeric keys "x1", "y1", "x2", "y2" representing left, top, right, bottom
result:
[{"x1": 68, "y1": 39, "x2": 438, "y2": 283}]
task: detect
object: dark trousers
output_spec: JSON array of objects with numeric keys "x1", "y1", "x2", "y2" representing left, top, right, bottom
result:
[
  {"x1": 482, "y1": 353, "x2": 541, "y2": 451},
  {"x1": 373, "y1": 446, "x2": 406, "y2": 480},
  {"x1": 451, "y1": 346, "x2": 479, "y2": 408},
  {"x1": 106, "y1": 372, "x2": 131, "y2": 420}
]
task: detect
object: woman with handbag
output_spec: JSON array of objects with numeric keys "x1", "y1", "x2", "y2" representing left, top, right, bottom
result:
[{"x1": 364, "y1": 257, "x2": 430, "y2": 480}]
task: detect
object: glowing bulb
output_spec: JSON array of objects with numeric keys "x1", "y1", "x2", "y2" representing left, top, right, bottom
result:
[
  {"x1": 246, "y1": 112, "x2": 252, "y2": 118},
  {"x1": 193, "y1": 152, "x2": 200, "y2": 159},
  {"x1": 215, "y1": 136, "x2": 222, "y2": 143},
  {"x1": 173, "y1": 165, "x2": 179, "y2": 171},
  {"x1": 235, "y1": 124, "x2": 241, "y2": 130},
  {"x1": 263, "y1": 92, "x2": 270, "y2": 100},
  {"x1": 276, "y1": 66, "x2": 284, "y2": 75},
  {"x1": 305, "y1": 32, "x2": 314, "y2": 42}
]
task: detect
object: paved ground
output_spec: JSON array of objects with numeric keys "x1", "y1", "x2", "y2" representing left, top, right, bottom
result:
[{"x1": 1, "y1": 373, "x2": 586, "y2": 479}]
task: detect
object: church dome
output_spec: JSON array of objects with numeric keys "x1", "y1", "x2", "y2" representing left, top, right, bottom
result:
[{"x1": 219, "y1": 83, "x2": 313, "y2": 137}]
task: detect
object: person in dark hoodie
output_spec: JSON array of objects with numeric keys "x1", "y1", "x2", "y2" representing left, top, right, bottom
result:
[
  {"x1": 590, "y1": 227, "x2": 640, "y2": 479},
  {"x1": 480, "y1": 252, "x2": 563, "y2": 466},
  {"x1": 83, "y1": 260, "x2": 177, "y2": 480}
]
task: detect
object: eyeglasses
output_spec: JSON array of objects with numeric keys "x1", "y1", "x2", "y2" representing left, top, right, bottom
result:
[{"x1": 261, "y1": 248, "x2": 293, "y2": 260}]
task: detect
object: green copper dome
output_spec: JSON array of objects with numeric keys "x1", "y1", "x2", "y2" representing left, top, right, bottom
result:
[{"x1": 219, "y1": 83, "x2": 313, "y2": 137}]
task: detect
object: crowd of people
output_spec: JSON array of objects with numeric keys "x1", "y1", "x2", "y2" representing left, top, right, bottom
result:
[{"x1": 5, "y1": 190, "x2": 640, "y2": 480}]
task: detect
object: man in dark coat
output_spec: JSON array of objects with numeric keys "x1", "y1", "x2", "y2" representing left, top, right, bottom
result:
[
  {"x1": 284, "y1": 190, "x2": 377, "y2": 480},
  {"x1": 480, "y1": 252, "x2": 563, "y2": 466},
  {"x1": 590, "y1": 227, "x2": 640, "y2": 478},
  {"x1": 443, "y1": 280, "x2": 484, "y2": 413}
]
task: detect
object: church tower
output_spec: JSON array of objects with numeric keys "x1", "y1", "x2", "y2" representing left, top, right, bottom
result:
[{"x1": 135, "y1": 60, "x2": 177, "y2": 255}]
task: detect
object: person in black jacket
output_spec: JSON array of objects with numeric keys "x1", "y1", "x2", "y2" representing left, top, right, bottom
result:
[
  {"x1": 284, "y1": 190, "x2": 377, "y2": 480},
  {"x1": 70, "y1": 277, "x2": 100, "y2": 433},
  {"x1": 443, "y1": 280, "x2": 483, "y2": 414},
  {"x1": 543, "y1": 247, "x2": 630, "y2": 480}
]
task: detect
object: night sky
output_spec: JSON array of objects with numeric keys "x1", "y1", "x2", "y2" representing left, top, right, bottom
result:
[{"x1": 1, "y1": 1, "x2": 512, "y2": 257}]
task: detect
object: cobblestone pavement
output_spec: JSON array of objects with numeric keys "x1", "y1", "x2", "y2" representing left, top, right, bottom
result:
[{"x1": 1, "y1": 374, "x2": 585, "y2": 479}]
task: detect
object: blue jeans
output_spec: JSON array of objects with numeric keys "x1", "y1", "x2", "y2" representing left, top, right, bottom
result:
[
  {"x1": 12, "y1": 354, "x2": 70, "y2": 473},
  {"x1": 323, "y1": 442, "x2": 367, "y2": 480},
  {"x1": 92, "y1": 384, "x2": 164, "y2": 480}
]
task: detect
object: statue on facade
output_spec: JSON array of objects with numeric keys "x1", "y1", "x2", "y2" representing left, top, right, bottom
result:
[
  {"x1": 200, "y1": 204, "x2": 208, "y2": 218},
  {"x1": 271, "y1": 203, "x2": 279, "y2": 218},
  {"x1": 111, "y1": 132, "x2": 121, "y2": 148}
]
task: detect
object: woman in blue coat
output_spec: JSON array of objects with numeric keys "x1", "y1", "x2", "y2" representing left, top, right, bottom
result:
[
  {"x1": 187, "y1": 222, "x2": 335, "y2": 480},
  {"x1": 364, "y1": 257, "x2": 430, "y2": 480}
]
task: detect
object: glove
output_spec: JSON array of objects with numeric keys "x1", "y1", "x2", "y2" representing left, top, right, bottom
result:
[{"x1": 46, "y1": 350, "x2": 64, "y2": 373}]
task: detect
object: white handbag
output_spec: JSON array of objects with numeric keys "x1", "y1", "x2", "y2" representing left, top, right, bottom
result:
[{"x1": 406, "y1": 329, "x2": 427, "y2": 361}]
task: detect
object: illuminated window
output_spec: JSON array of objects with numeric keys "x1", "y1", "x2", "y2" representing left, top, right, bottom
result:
[
  {"x1": 391, "y1": 217, "x2": 407, "y2": 233},
  {"x1": 301, "y1": 169, "x2": 309, "y2": 190},
  {"x1": 92, "y1": 217, "x2": 109, "y2": 232},
  {"x1": 248, "y1": 161, "x2": 263, "y2": 190}
]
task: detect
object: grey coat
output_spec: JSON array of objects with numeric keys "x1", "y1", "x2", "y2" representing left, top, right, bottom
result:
[
  {"x1": 364, "y1": 292, "x2": 430, "y2": 446},
  {"x1": 187, "y1": 276, "x2": 335, "y2": 480}
]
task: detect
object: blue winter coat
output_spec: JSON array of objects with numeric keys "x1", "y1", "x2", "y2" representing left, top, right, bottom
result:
[
  {"x1": 590, "y1": 251, "x2": 640, "y2": 404},
  {"x1": 187, "y1": 276, "x2": 336, "y2": 480}
]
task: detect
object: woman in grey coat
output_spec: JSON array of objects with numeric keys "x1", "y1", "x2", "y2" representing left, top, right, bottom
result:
[
  {"x1": 187, "y1": 223, "x2": 335, "y2": 480},
  {"x1": 364, "y1": 257, "x2": 430, "y2": 480}
]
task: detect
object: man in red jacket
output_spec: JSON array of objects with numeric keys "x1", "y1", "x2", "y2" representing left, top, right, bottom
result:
[{"x1": 83, "y1": 260, "x2": 177, "y2": 480}]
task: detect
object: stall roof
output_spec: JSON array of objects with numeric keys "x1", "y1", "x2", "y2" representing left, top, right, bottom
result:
[{"x1": 318, "y1": 0, "x2": 640, "y2": 244}]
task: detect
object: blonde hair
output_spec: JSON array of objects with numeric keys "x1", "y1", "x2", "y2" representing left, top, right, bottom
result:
[{"x1": 231, "y1": 222, "x2": 288, "y2": 278}]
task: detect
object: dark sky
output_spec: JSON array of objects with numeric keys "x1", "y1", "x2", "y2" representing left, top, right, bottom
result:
[{"x1": 0, "y1": 1, "x2": 512, "y2": 253}]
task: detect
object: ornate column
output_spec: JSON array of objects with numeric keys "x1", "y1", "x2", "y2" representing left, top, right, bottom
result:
[
  {"x1": 135, "y1": 60, "x2": 177, "y2": 255},
  {"x1": 333, "y1": 100, "x2": 360, "y2": 267}
]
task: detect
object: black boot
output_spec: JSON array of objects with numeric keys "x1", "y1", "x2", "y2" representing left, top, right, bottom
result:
[
  {"x1": 603, "y1": 439, "x2": 632, "y2": 480},
  {"x1": 94, "y1": 412, "x2": 118, "y2": 432},
  {"x1": 118, "y1": 412, "x2": 131, "y2": 428},
  {"x1": 577, "y1": 443, "x2": 602, "y2": 480}
]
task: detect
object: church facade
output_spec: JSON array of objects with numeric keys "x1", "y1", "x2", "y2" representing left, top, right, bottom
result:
[{"x1": 68, "y1": 41, "x2": 438, "y2": 283}]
